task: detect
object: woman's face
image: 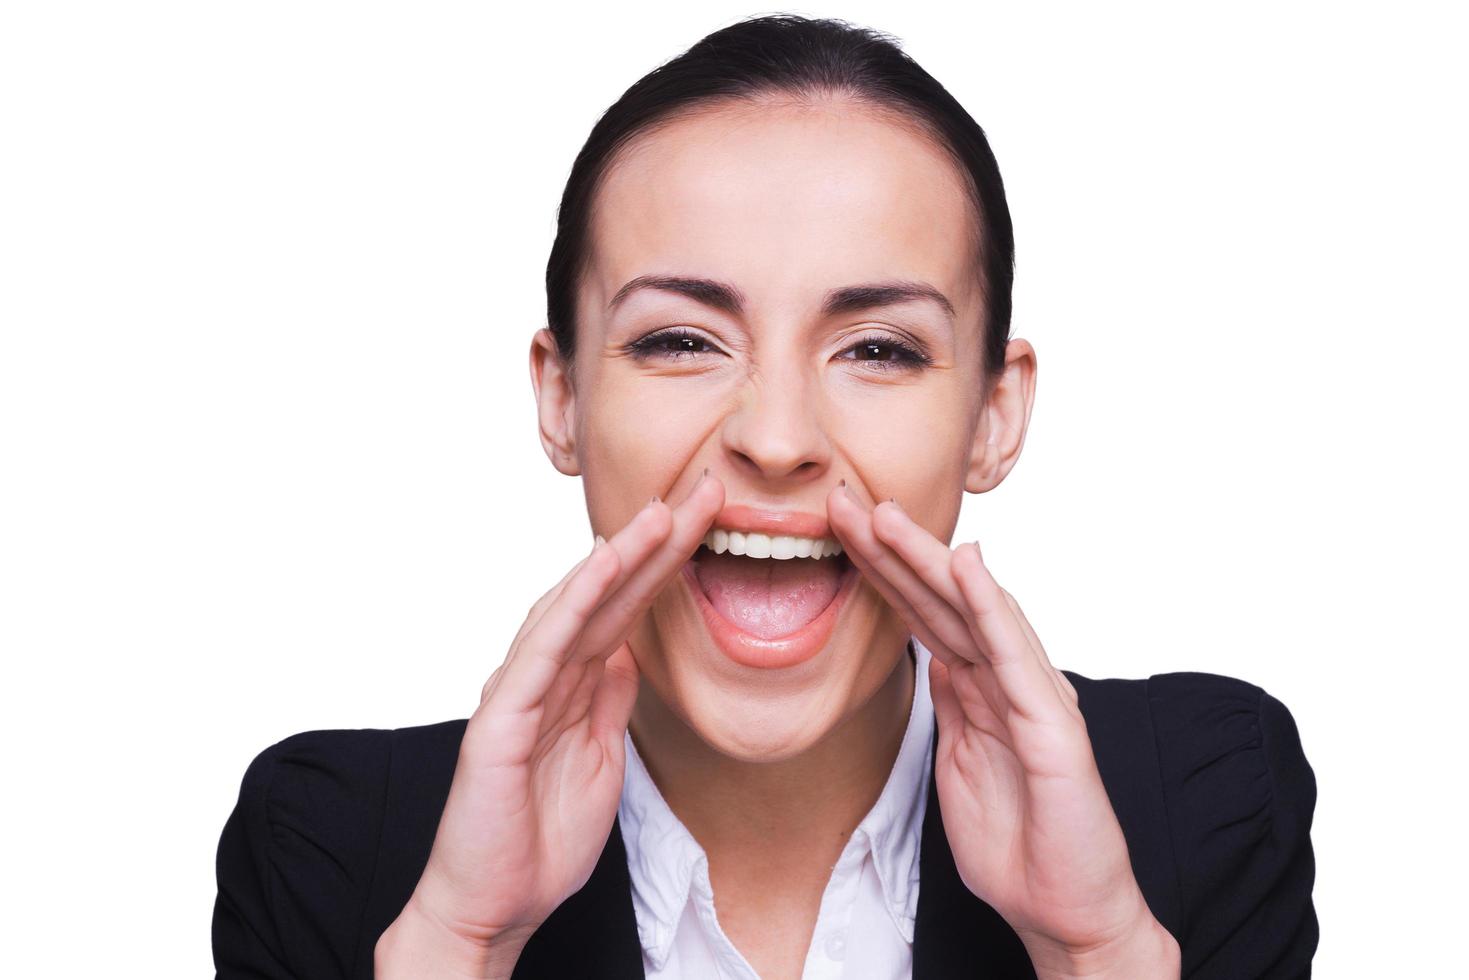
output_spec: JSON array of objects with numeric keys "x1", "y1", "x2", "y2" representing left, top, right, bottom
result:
[{"x1": 532, "y1": 97, "x2": 1033, "y2": 762}]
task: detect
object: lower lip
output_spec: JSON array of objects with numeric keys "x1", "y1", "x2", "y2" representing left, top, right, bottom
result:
[{"x1": 679, "y1": 555, "x2": 860, "y2": 670}]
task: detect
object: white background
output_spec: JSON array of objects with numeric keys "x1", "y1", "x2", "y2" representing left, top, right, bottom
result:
[{"x1": 3, "y1": 1, "x2": 1464, "y2": 974}]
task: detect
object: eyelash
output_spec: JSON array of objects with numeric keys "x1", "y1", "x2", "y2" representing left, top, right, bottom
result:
[{"x1": 625, "y1": 327, "x2": 933, "y2": 371}]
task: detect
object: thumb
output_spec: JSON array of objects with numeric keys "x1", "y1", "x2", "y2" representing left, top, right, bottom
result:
[
  {"x1": 588, "y1": 641, "x2": 641, "y2": 743},
  {"x1": 928, "y1": 653, "x2": 962, "y2": 736}
]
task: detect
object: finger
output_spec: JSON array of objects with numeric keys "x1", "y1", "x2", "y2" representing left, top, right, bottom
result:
[
  {"x1": 951, "y1": 542, "x2": 1070, "y2": 724},
  {"x1": 487, "y1": 485, "x2": 692, "y2": 719},
  {"x1": 869, "y1": 500, "x2": 968, "y2": 608},
  {"x1": 850, "y1": 493, "x2": 1076, "y2": 725},
  {"x1": 865, "y1": 497, "x2": 995, "y2": 664},
  {"x1": 826, "y1": 486, "x2": 959, "y2": 667},
  {"x1": 588, "y1": 641, "x2": 641, "y2": 743},
  {"x1": 482, "y1": 542, "x2": 601, "y2": 705},
  {"x1": 567, "y1": 472, "x2": 725, "y2": 664},
  {"x1": 520, "y1": 536, "x2": 602, "y2": 639},
  {"x1": 826, "y1": 484, "x2": 966, "y2": 668},
  {"x1": 997, "y1": 587, "x2": 1082, "y2": 714},
  {"x1": 487, "y1": 531, "x2": 629, "y2": 717}
]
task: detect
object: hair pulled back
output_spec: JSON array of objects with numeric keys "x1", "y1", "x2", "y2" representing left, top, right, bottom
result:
[{"x1": 545, "y1": 13, "x2": 1014, "y2": 386}]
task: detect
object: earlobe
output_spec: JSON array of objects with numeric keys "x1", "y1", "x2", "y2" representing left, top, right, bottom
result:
[
  {"x1": 964, "y1": 338, "x2": 1037, "y2": 494},
  {"x1": 964, "y1": 442, "x2": 1001, "y2": 493},
  {"x1": 529, "y1": 328, "x2": 581, "y2": 476}
]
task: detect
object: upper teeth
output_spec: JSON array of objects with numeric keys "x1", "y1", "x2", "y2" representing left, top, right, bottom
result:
[{"x1": 701, "y1": 529, "x2": 844, "y2": 559}]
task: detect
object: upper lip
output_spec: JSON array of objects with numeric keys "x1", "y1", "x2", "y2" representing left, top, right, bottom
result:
[{"x1": 711, "y1": 504, "x2": 831, "y2": 539}]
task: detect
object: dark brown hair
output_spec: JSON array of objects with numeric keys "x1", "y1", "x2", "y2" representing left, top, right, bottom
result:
[{"x1": 545, "y1": 13, "x2": 1014, "y2": 386}]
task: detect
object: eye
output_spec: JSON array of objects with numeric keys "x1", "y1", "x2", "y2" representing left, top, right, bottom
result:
[
  {"x1": 624, "y1": 327, "x2": 722, "y2": 361},
  {"x1": 836, "y1": 333, "x2": 933, "y2": 371}
]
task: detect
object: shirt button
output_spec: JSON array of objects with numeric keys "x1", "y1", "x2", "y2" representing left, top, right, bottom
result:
[{"x1": 824, "y1": 933, "x2": 847, "y2": 960}]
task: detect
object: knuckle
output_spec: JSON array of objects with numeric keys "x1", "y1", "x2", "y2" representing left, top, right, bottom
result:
[
  {"x1": 911, "y1": 592, "x2": 944, "y2": 621},
  {"x1": 607, "y1": 588, "x2": 645, "y2": 627}
]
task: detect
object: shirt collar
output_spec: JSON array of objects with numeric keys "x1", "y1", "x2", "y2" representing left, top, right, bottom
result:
[
  {"x1": 853, "y1": 634, "x2": 935, "y2": 942},
  {"x1": 616, "y1": 635, "x2": 936, "y2": 968},
  {"x1": 617, "y1": 723, "x2": 706, "y2": 970}
]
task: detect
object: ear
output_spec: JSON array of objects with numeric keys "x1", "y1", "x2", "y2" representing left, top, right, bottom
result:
[
  {"x1": 965, "y1": 338, "x2": 1037, "y2": 493},
  {"x1": 529, "y1": 327, "x2": 581, "y2": 476}
]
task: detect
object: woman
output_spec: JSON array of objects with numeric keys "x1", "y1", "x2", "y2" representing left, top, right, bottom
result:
[{"x1": 213, "y1": 14, "x2": 1317, "y2": 979}]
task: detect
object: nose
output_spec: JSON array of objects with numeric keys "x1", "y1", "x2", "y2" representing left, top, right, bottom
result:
[{"x1": 718, "y1": 364, "x2": 832, "y2": 484}]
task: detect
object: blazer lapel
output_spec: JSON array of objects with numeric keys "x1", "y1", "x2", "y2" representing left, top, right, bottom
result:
[
  {"x1": 913, "y1": 724, "x2": 1039, "y2": 979},
  {"x1": 513, "y1": 815, "x2": 646, "y2": 979}
]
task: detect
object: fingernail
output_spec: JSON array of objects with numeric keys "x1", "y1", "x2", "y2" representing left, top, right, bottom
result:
[{"x1": 595, "y1": 533, "x2": 605, "y2": 546}]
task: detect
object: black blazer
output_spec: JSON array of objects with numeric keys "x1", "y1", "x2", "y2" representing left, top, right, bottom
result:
[{"x1": 213, "y1": 669, "x2": 1318, "y2": 978}]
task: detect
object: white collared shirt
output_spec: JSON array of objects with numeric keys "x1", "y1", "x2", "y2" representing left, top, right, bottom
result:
[{"x1": 618, "y1": 636, "x2": 935, "y2": 979}]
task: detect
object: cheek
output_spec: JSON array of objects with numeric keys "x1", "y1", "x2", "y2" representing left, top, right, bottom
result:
[
  {"x1": 832, "y1": 380, "x2": 969, "y2": 467},
  {"x1": 578, "y1": 379, "x2": 723, "y2": 522},
  {"x1": 829, "y1": 382, "x2": 971, "y2": 535}
]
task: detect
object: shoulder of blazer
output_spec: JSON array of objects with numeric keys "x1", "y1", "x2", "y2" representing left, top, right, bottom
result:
[
  {"x1": 1061, "y1": 670, "x2": 1192, "y2": 940},
  {"x1": 1059, "y1": 668, "x2": 1317, "y2": 977},
  {"x1": 215, "y1": 718, "x2": 645, "y2": 980},
  {"x1": 1054, "y1": 668, "x2": 1311, "y2": 946},
  {"x1": 1138, "y1": 670, "x2": 1319, "y2": 977},
  {"x1": 214, "y1": 719, "x2": 468, "y2": 979},
  {"x1": 320, "y1": 719, "x2": 473, "y2": 974}
]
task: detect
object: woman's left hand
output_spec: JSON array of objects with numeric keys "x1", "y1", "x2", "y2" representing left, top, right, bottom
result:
[{"x1": 827, "y1": 485, "x2": 1181, "y2": 980}]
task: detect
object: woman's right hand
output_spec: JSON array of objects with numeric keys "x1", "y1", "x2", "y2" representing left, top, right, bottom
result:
[{"x1": 376, "y1": 472, "x2": 724, "y2": 978}]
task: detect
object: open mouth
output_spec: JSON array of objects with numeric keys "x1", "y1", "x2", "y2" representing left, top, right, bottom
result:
[{"x1": 680, "y1": 528, "x2": 860, "y2": 670}]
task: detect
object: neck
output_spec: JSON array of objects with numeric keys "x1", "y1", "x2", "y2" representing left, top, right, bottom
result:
[{"x1": 627, "y1": 640, "x2": 917, "y2": 860}]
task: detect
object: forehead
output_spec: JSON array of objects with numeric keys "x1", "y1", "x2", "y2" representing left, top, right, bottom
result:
[{"x1": 581, "y1": 98, "x2": 982, "y2": 324}]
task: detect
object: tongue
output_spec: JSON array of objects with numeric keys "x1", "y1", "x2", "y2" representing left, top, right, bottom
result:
[{"x1": 692, "y1": 551, "x2": 843, "y2": 639}]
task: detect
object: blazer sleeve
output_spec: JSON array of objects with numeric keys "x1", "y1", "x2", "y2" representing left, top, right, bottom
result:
[
  {"x1": 1148, "y1": 673, "x2": 1319, "y2": 979},
  {"x1": 212, "y1": 729, "x2": 393, "y2": 980}
]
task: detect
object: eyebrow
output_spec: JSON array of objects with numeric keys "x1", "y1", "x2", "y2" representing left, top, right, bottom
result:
[{"x1": 607, "y1": 274, "x2": 956, "y2": 323}]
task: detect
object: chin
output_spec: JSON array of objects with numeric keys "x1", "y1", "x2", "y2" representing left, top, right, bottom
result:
[
  {"x1": 633, "y1": 575, "x2": 906, "y2": 763},
  {"x1": 681, "y1": 686, "x2": 849, "y2": 763}
]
